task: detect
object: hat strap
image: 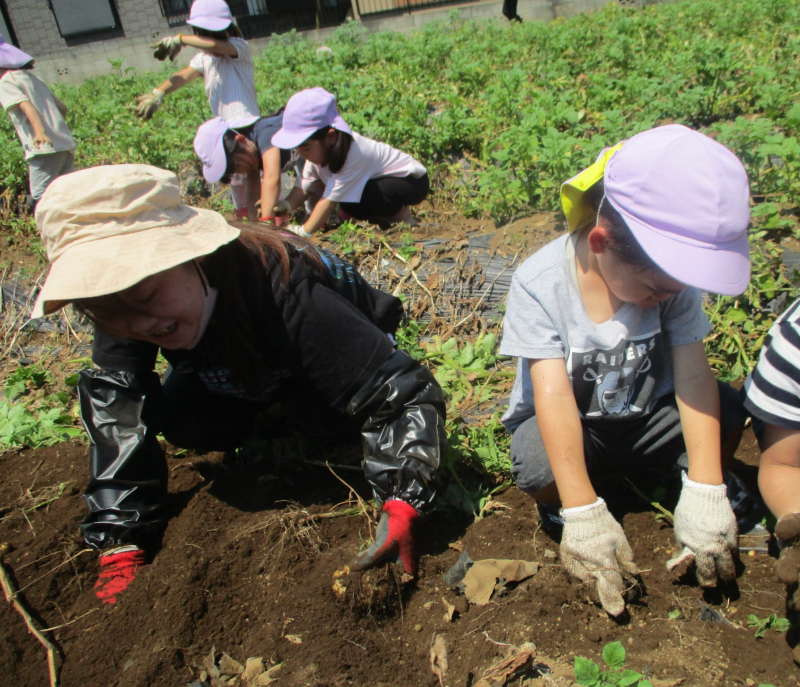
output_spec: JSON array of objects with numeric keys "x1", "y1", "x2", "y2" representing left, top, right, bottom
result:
[{"x1": 193, "y1": 260, "x2": 209, "y2": 297}]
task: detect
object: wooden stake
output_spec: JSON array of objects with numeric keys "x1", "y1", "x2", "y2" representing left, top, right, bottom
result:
[{"x1": 0, "y1": 542, "x2": 61, "y2": 687}]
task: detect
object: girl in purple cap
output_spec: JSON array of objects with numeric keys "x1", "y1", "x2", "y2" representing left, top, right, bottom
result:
[
  {"x1": 499, "y1": 124, "x2": 759, "y2": 617},
  {"x1": 0, "y1": 36, "x2": 76, "y2": 207},
  {"x1": 270, "y1": 87, "x2": 429, "y2": 238},
  {"x1": 134, "y1": 0, "x2": 260, "y2": 218}
]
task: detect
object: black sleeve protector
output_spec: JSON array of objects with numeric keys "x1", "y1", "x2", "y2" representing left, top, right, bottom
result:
[
  {"x1": 78, "y1": 369, "x2": 167, "y2": 550},
  {"x1": 348, "y1": 350, "x2": 446, "y2": 516}
]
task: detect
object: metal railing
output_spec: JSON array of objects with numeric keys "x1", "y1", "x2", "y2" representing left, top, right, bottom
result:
[
  {"x1": 354, "y1": 0, "x2": 467, "y2": 18},
  {"x1": 158, "y1": 0, "x2": 352, "y2": 38}
]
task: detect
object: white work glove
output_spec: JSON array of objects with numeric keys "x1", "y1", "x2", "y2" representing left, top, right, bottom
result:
[
  {"x1": 560, "y1": 498, "x2": 638, "y2": 617},
  {"x1": 284, "y1": 224, "x2": 312, "y2": 238},
  {"x1": 273, "y1": 199, "x2": 292, "y2": 216},
  {"x1": 135, "y1": 88, "x2": 165, "y2": 120},
  {"x1": 152, "y1": 35, "x2": 183, "y2": 62},
  {"x1": 667, "y1": 472, "x2": 737, "y2": 587}
]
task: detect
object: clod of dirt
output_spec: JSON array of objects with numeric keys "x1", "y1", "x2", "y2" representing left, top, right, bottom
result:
[{"x1": 333, "y1": 564, "x2": 410, "y2": 618}]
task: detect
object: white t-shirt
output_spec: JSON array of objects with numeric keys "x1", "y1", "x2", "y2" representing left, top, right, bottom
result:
[
  {"x1": 499, "y1": 234, "x2": 711, "y2": 432},
  {"x1": 298, "y1": 132, "x2": 426, "y2": 203},
  {"x1": 189, "y1": 37, "x2": 259, "y2": 127},
  {"x1": 0, "y1": 70, "x2": 76, "y2": 160}
]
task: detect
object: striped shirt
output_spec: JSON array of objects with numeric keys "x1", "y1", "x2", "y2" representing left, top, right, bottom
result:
[{"x1": 744, "y1": 298, "x2": 800, "y2": 430}]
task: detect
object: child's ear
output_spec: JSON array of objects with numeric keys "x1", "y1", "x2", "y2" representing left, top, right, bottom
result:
[
  {"x1": 234, "y1": 133, "x2": 248, "y2": 146},
  {"x1": 325, "y1": 128, "x2": 339, "y2": 144},
  {"x1": 587, "y1": 225, "x2": 612, "y2": 254}
]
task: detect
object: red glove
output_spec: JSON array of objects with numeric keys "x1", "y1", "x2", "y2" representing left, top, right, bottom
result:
[
  {"x1": 234, "y1": 207, "x2": 250, "y2": 220},
  {"x1": 94, "y1": 546, "x2": 145, "y2": 604},
  {"x1": 350, "y1": 500, "x2": 419, "y2": 575}
]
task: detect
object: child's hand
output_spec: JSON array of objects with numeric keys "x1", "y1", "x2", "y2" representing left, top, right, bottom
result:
[
  {"x1": 284, "y1": 224, "x2": 312, "y2": 239},
  {"x1": 560, "y1": 498, "x2": 638, "y2": 617},
  {"x1": 135, "y1": 89, "x2": 165, "y2": 120},
  {"x1": 151, "y1": 35, "x2": 183, "y2": 62},
  {"x1": 667, "y1": 472, "x2": 737, "y2": 586},
  {"x1": 34, "y1": 132, "x2": 52, "y2": 148},
  {"x1": 775, "y1": 513, "x2": 800, "y2": 610}
]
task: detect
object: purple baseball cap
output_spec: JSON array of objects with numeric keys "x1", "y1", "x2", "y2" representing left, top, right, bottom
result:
[
  {"x1": 0, "y1": 34, "x2": 33, "y2": 69},
  {"x1": 271, "y1": 87, "x2": 352, "y2": 149},
  {"x1": 604, "y1": 124, "x2": 751, "y2": 296},
  {"x1": 194, "y1": 117, "x2": 233, "y2": 183},
  {"x1": 187, "y1": 0, "x2": 233, "y2": 32}
]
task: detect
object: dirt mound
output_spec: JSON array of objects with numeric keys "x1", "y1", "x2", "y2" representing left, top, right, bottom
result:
[{"x1": 0, "y1": 433, "x2": 797, "y2": 687}]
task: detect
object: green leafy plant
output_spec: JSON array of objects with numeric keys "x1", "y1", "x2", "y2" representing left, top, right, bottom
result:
[
  {"x1": 747, "y1": 612, "x2": 791, "y2": 639},
  {"x1": 574, "y1": 642, "x2": 653, "y2": 687}
]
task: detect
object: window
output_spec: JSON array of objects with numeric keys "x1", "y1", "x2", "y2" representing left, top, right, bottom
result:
[
  {"x1": 50, "y1": 0, "x2": 120, "y2": 38},
  {"x1": 158, "y1": 0, "x2": 191, "y2": 18}
]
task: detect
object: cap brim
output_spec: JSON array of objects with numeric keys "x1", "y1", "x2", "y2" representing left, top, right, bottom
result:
[
  {"x1": 610, "y1": 197, "x2": 752, "y2": 296},
  {"x1": 0, "y1": 44, "x2": 33, "y2": 69},
  {"x1": 186, "y1": 16, "x2": 232, "y2": 31},
  {"x1": 271, "y1": 126, "x2": 318, "y2": 149},
  {"x1": 201, "y1": 135, "x2": 228, "y2": 183},
  {"x1": 32, "y1": 208, "x2": 239, "y2": 318}
]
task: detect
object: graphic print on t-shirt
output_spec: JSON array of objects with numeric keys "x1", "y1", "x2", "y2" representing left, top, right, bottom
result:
[{"x1": 568, "y1": 330, "x2": 665, "y2": 420}]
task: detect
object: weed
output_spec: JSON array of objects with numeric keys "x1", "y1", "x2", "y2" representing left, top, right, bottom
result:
[
  {"x1": 397, "y1": 233, "x2": 418, "y2": 261},
  {"x1": 574, "y1": 641, "x2": 653, "y2": 687},
  {"x1": 747, "y1": 612, "x2": 791, "y2": 639}
]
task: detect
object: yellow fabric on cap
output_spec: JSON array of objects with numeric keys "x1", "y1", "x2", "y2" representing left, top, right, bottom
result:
[
  {"x1": 32, "y1": 164, "x2": 240, "y2": 318},
  {"x1": 560, "y1": 142, "x2": 625, "y2": 233}
]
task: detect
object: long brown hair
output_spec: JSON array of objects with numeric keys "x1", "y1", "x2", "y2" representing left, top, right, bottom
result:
[{"x1": 75, "y1": 225, "x2": 325, "y2": 395}]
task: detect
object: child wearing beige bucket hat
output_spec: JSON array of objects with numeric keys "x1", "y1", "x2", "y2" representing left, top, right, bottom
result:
[{"x1": 35, "y1": 164, "x2": 445, "y2": 603}]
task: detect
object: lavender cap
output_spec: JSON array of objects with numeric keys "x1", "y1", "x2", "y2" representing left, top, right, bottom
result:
[
  {"x1": 0, "y1": 34, "x2": 33, "y2": 70},
  {"x1": 187, "y1": 0, "x2": 233, "y2": 32},
  {"x1": 604, "y1": 124, "x2": 751, "y2": 296},
  {"x1": 194, "y1": 117, "x2": 231, "y2": 184},
  {"x1": 271, "y1": 87, "x2": 352, "y2": 149}
]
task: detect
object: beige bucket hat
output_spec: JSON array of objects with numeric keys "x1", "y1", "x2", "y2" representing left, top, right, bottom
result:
[{"x1": 32, "y1": 164, "x2": 240, "y2": 318}]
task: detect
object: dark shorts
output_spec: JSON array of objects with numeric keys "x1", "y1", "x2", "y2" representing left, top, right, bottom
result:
[
  {"x1": 509, "y1": 381, "x2": 747, "y2": 493},
  {"x1": 339, "y1": 173, "x2": 430, "y2": 221}
]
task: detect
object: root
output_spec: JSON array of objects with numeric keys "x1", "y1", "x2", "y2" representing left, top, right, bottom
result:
[{"x1": 0, "y1": 542, "x2": 61, "y2": 687}]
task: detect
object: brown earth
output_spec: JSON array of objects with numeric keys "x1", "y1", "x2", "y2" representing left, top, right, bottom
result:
[{"x1": 0, "y1": 430, "x2": 797, "y2": 687}]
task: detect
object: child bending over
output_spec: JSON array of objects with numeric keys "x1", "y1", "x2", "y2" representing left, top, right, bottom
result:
[{"x1": 500, "y1": 125, "x2": 755, "y2": 616}]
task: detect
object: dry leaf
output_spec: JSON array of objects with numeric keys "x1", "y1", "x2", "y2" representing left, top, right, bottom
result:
[
  {"x1": 429, "y1": 633, "x2": 448, "y2": 687},
  {"x1": 219, "y1": 653, "x2": 244, "y2": 677},
  {"x1": 254, "y1": 663, "x2": 283, "y2": 685},
  {"x1": 462, "y1": 560, "x2": 540, "y2": 606},
  {"x1": 442, "y1": 597, "x2": 456, "y2": 622},
  {"x1": 448, "y1": 541, "x2": 464, "y2": 552},
  {"x1": 241, "y1": 657, "x2": 264, "y2": 684},
  {"x1": 284, "y1": 634, "x2": 303, "y2": 644},
  {"x1": 203, "y1": 647, "x2": 220, "y2": 681},
  {"x1": 474, "y1": 643, "x2": 536, "y2": 687}
]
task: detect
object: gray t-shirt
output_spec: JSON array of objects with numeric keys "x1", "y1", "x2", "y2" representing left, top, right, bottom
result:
[
  {"x1": 242, "y1": 113, "x2": 294, "y2": 172},
  {"x1": 499, "y1": 234, "x2": 711, "y2": 432}
]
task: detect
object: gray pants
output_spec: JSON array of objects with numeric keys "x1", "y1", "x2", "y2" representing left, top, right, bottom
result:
[
  {"x1": 510, "y1": 381, "x2": 746, "y2": 494},
  {"x1": 29, "y1": 149, "x2": 75, "y2": 201}
]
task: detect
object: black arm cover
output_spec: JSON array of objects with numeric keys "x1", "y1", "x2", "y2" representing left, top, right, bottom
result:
[
  {"x1": 78, "y1": 369, "x2": 167, "y2": 550},
  {"x1": 348, "y1": 350, "x2": 446, "y2": 516}
]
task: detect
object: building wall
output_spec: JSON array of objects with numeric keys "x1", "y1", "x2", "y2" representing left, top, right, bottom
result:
[{"x1": 4, "y1": 0, "x2": 668, "y2": 86}]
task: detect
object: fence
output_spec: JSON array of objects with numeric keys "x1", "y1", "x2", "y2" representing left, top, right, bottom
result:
[
  {"x1": 355, "y1": 0, "x2": 466, "y2": 18},
  {"x1": 158, "y1": 0, "x2": 352, "y2": 36}
]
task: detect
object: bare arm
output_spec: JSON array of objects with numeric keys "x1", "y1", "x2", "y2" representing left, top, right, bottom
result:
[
  {"x1": 759, "y1": 423, "x2": 800, "y2": 519},
  {"x1": 16, "y1": 101, "x2": 50, "y2": 146},
  {"x1": 529, "y1": 358, "x2": 596, "y2": 508},
  {"x1": 673, "y1": 341, "x2": 723, "y2": 485},
  {"x1": 177, "y1": 34, "x2": 238, "y2": 57},
  {"x1": 259, "y1": 147, "x2": 283, "y2": 220},
  {"x1": 283, "y1": 185, "x2": 307, "y2": 211},
  {"x1": 304, "y1": 197, "x2": 336, "y2": 235},
  {"x1": 154, "y1": 66, "x2": 201, "y2": 95}
]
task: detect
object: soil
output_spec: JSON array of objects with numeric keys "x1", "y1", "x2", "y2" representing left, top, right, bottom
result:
[
  {"x1": 0, "y1": 430, "x2": 797, "y2": 687},
  {"x1": 1, "y1": 210, "x2": 798, "y2": 687}
]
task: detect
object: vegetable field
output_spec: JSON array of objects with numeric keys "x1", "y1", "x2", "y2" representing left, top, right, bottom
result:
[{"x1": 1, "y1": 0, "x2": 800, "y2": 685}]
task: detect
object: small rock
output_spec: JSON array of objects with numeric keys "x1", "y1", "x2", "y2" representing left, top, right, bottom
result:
[
  {"x1": 423, "y1": 601, "x2": 433, "y2": 610},
  {"x1": 747, "y1": 550, "x2": 756, "y2": 557},
  {"x1": 746, "y1": 679, "x2": 756, "y2": 687},
  {"x1": 414, "y1": 624, "x2": 423, "y2": 632},
  {"x1": 627, "y1": 638, "x2": 633, "y2": 644},
  {"x1": 586, "y1": 630, "x2": 602, "y2": 643},
  {"x1": 544, "y1": 549, "x2": 557, "y2": 559}
]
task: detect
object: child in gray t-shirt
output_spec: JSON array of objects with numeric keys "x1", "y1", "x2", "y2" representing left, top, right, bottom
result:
[{"x1": 500, "y1": 125, "x2": 755, "y2": 618}]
